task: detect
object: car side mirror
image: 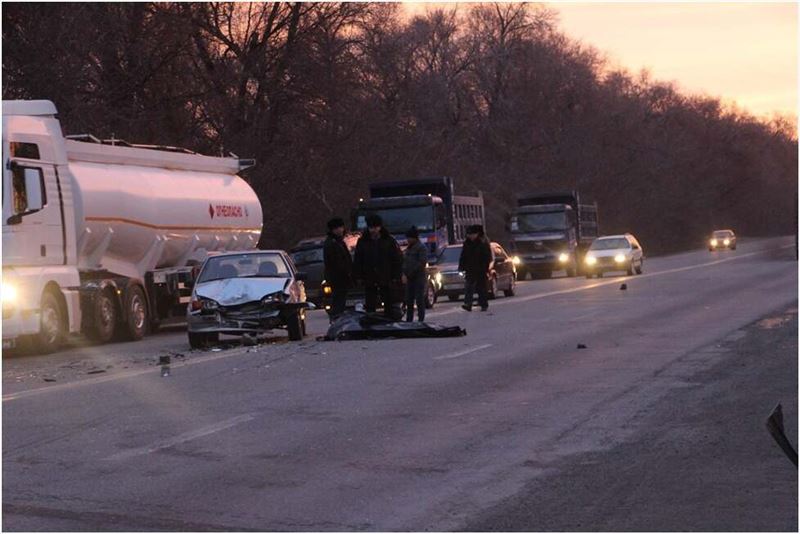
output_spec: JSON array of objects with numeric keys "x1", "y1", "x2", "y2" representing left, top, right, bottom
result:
[{"x1": 295, "y1": 271, "x2": 308, "y2": 281}]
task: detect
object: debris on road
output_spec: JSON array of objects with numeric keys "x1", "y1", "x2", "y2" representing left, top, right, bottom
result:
[
  {"x1": 324, "y1": 311, "x2": 466, "y2": 341},
  {"x1": 42, "y1": 377, "x2": 57, "y2": 382},
  {"x1": 86, "y1": 369, "x2": 106, "y2": 375},
  {"x1": 577, "y1": 343, "x2": 587, "y2": 349},
  {"x1": 620, "y1": 283, "x2": 627, "y2": 290}
]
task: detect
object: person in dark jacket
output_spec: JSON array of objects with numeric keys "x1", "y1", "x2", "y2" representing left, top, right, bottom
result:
[
  {"x1": 401, "y1": 226, "x2": 428, "y2": 322},
  {"x1": 353, "y1": 214, "x2": 403, "y2": 317},
  {"x1": 458, "y1": 224, "x2": 492, "y2": 311},
  {"x1": 323, "y1": 217, "x2": 354, "y2": 319}
]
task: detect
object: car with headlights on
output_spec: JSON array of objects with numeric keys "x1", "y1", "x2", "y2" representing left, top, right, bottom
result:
[
  {"x1": 708, "y1": 229, "x2": 736, "y2": 251},
  {"x1": 584, "y1": 234, "x2": 643, "y2": 278},
  {"x1": 434, "y1": 242, "x2": 517, "y2": 301},
  {"x1": 186, "y1": 250, "x2": 313, "y2": 348}
]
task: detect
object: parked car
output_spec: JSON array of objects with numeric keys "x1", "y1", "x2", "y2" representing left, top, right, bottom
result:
[
  {"x1": 289, "y1": 233, "x2": 359, "y2": 306},
  {"x1": 434, "y1": 242, "x2": 517, "y2": 301},
  {"x1": 186, "y1": 250, "x2": 313, "y2": 348},
  {"x1": 709, "y1": 229, "x2": 737, "y2": 251},
  {"x1": 584, "y1": 234, "x2": 644, "y2": 278}
]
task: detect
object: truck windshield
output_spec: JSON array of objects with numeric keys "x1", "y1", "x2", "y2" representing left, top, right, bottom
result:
[
  {"x1": 198, "y1": 253, "x2": 291, "y2": 283},
  {"x1": 356, "y1": 206, "x2": 434, "y2": 233},
  {"x1": 513, "y1": 211, "x2": 567, "y2": 232}
]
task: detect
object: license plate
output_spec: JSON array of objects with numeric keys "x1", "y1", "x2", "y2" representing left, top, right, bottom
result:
[
  {"x1": 444, "y1": 284, "x2": 461, "y2": 290},
  {"x1": 3, "y1": 339, "x2": 16, "y2": 350},
  {"x1": 528, "y1": 254, "x2": 547, "y2": 259}
]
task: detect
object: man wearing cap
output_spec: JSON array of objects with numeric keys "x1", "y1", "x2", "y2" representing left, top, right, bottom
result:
[
  {"x1": 401, "y1": 226, "x2": 428, "y2": 322},
  {"x1": 353, "y1": 214, "x2": 403, "y2": 317},
  {"x1": 458, "y1": 224, "x2": 492, "y2": 311},
  {"x1": 323, "y1": 217, "x2": 353, "y2": 319}
]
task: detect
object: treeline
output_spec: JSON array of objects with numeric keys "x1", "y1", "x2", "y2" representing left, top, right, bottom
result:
[{"x1": 3, "y1": 2, "x2": 797, "y2": 254}]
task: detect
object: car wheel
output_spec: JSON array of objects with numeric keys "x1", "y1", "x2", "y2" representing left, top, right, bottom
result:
[
  {"x1": 118, "y1": 285, "x2": 148, "y2": 341},
  {"x1": 626, "y1": 263, "x2": 634, "y2": 276},
  {"x1": 731, "y1": 245, "x2": 737, "y2": 250},
  {"x1": 448, "y1": 294, "x2": 460, "y2": 302},
  {"x1": 287, "y1": 311, "x2": 304, "y2": 341},
  {"x1": 585, "y1": 273, "x2": 594, "y2": 279},
  {"x1": 425, "y1": 282, "x2": 436, "y2": 309},
  {"x1": 488, "y1": 276, "x2": 498, "y2": 300},
  {"x1": 34, "y1": 291, "x2": 66, "y2": 354},
  {"x1": 504, "y1": 275, "x2": 516, "y2": 297},
  {"x1": 635, "y1": 261, "x2": 643, "y2": 275},
  {"x1": 86, "y1": 288, "x2": 117, "y2": 343}
]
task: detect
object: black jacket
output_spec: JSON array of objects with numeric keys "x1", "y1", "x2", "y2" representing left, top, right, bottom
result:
[
  {"x1": 458, "y1": 236, "x2": 492, "y2": 276},
  {"x1": 403, "y1": 240, "x2": 428, "y2": 279},
  {"x1": 323, "y1": 233, "x2": 353, "y2": 287},
  {"x1": 353, "y1": 228, "x2": 403, "y2": 285}
]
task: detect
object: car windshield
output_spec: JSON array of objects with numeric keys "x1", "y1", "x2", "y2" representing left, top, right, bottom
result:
[
  {"x1": 712, "y1": 231, "x2": 733, "y2": 238},
  {"x1": 437, "y1": 246, "x2": 462, "y2": 265},
  {"x1": 198, "y1": 253, "x2": 291, "y2": 283},
  {"x1": 590, "y1": 238, "x2": 630, "y2": 251},
  {"x1": 290, "y1": 247, "x2": 323, "y2": 265},
  {"x1": 355, "y1": 206, "x2": 434, "y2": 233},
  {"x1": 513, "y1": 211, "x2": 567, "y2": 232}
]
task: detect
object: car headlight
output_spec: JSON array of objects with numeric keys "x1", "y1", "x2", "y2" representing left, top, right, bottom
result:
[
  {"x1": 512, "y1": 256, "x2": 521, "y2": 265},
  {"x1": 710, "y1": 239, "x2": 718, "y2": 247},
  {"x1": 614, "y1": 254, "x2": 626, "y2": 263},
  {"x1": 435, "y1": 272, "x2": 442, "y2": 284},
  {"x1": 723, "y1": 239, "x2": 730, "y2": 246},
  {"x1": 262, "y1": 292, "x2": 286, "y2": 304},
  {"x1": 202, "y1": 298, "x2": 219, "y2": 310},
  {"x1": 585, "y1": 256, "x2": 597, "y2": 266},
  {"x1": 2, "y1": 282, "x2": 17, "y2": 306},
  {"x1": 322, "y1": 285, "x2": 333, "y2": 295},
  {"x1": 558, "y1": 253, "x2": 569, "y2": 263}
]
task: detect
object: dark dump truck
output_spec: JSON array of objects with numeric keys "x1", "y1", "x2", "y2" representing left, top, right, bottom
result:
[
  {"x1": 508, "y1": 191, "x2": 599, "y2": 279},
  {"x1": 353, "y1": 177, "x2": 485, "y2": 260}
]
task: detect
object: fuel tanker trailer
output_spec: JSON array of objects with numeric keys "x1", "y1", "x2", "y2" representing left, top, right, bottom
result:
[{"x1": 2, "y1": 100, "x2": 263, "y2": 352}]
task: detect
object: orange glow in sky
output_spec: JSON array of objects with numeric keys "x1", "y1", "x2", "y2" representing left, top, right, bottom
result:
[{"x1": 402, "y1": 2, "x2": 798, "y2": 119}]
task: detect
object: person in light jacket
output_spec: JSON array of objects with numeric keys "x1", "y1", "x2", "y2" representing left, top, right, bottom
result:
[{"x1": 402, "y1": 226, "x2": 428, "y2": 322}]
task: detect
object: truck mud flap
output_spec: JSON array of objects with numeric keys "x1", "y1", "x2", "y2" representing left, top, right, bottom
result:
[{"x1": 324, "y1": 311, "x2": 465, "y2": 341}]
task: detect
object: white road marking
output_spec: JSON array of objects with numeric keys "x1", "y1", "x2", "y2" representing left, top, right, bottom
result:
[
  {"x1": 434, "y1": 343, "x2": 493, "y2": 360},
  {"x1": 105, "y1": 414, "x2": 254, "y2": 461},
  {"x1": 3, "y1": 244, "x2": 792, "y2": 402}
]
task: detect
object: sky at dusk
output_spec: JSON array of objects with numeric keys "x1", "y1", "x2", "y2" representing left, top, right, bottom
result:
[{"x1": 402, "y1": 2, "x2": 798, "y2": 119}]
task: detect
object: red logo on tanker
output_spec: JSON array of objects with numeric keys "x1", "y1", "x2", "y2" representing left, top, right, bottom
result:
[{"x1": 209, "y1": 203, "x2": 245, "y2": 219}]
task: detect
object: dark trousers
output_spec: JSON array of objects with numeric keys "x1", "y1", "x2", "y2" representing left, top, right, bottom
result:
[
  {"x1": 364, "y1": 283, "x2": 393, "y2": 317},
  {"x1": 404, "y1": 274, "x2": 426, "y2": 322},
  {"x1": 464, "y1": 273, "x2": 488, "y2": 310},
  {"x1": 329, "y1": 284, "x2": 348, "y2": 319}
]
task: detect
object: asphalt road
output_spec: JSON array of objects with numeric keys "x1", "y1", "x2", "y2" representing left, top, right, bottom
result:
[{"x1": 3, "y1": 236, "x2": 797, "y2": 531}]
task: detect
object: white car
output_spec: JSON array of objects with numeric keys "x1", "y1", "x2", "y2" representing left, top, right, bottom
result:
[{"x1": 584, "y1": 234, "x2": 644, "y2": 278}]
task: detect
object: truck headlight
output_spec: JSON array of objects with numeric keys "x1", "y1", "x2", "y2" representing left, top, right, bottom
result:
[
  {"x1": 585, "y1": 256, "x2": 597, "y2": 265},
  {"x1": 723, "y1": 239, "x2": 730, "y2": 246},
  {"x1": 322, "y1": 285, "x2": 333, "y2": 295},
  {"x1": 614, "y1": 254, "x2": 626, "y2": 263},
  {"x1": 558, "y1": 253, "x2": 569, "y2": 263},
  {"x1": 2, "y1": 282, "x2": 17, "y2": 305},
  {"x1": 710, "y1": 239, "x2": 718, "y2": 247}
]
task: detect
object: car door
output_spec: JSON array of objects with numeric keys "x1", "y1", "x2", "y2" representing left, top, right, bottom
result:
[
  {"x1": 491, "y1": 244, "x2": 510, "y2": 287},
  {"x1": 629, "y1": 236, "x2": 642, "y2": 263}
]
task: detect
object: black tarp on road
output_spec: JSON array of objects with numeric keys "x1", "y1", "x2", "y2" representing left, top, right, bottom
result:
[{"x1": 323, "y1": 311, "x2": 466, "y2": 341}]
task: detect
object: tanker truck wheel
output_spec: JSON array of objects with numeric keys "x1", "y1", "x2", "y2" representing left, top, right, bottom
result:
[
  {"x1": 118, "y1": 285, "x2": 148, "y2": 341},
  {"x1": 86, "y1": 289, "x2": 117, "y2": 344},
  {"x1": 34, "y1": 291, "x2": 66, "y2": 354}
]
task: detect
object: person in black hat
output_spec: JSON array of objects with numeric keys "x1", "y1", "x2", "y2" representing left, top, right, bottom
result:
[
  {"x1": 353, "y1": 214, "x2": 403, "y2": 317},
  {"x1": 458, "y1": 224, "x2": 491, "y2": 311},
  {"x1": 401, "y1": 226, "x2": 428, "y2": 322},
  {"x1": 323, "y1": 217, "x2": 353, "y2": 319}
]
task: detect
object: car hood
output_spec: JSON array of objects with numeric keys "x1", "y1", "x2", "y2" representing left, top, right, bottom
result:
[
  {"x1": 437, "y1": 261, "x2": 461, "y2": 273},
  {"x1": 587, "y1": 249, "x2": 630, "y2": 258},
  {"x1": 195, "y1": 278, "x2": 289, "y2": 305}
]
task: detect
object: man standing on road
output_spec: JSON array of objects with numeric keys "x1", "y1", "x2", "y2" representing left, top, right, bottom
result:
[
  {"x1": 402, "y1": 226, "x2": 428, "y2": 322},
  {"x1": 458, "y1": 225, "x2": 491, "y2": 312},
  {"x1": 323, "y1": 217, "x2": 353, "y2": 320},
  {"x1": 353, "y1": 214, "x2": 403, "y2": 317}
]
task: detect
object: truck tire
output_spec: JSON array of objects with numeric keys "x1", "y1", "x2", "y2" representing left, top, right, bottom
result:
[
  {"x1": 118, "y1": 285, "x2": 147, "y2": 341},
  {"x1": 86, "y1": 289, "x2": 117, "y2": 344},
  {"x1": 287, "y1": 311, "x2": 304, "y2": 341},
  {"x1": 34, "y1": 291, "x2": 66, "y2": 354}
]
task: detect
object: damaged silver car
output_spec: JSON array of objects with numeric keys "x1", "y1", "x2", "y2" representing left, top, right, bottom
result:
[{"x1": 186, "y1": 251, "x2": 314, "y2": 348}]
